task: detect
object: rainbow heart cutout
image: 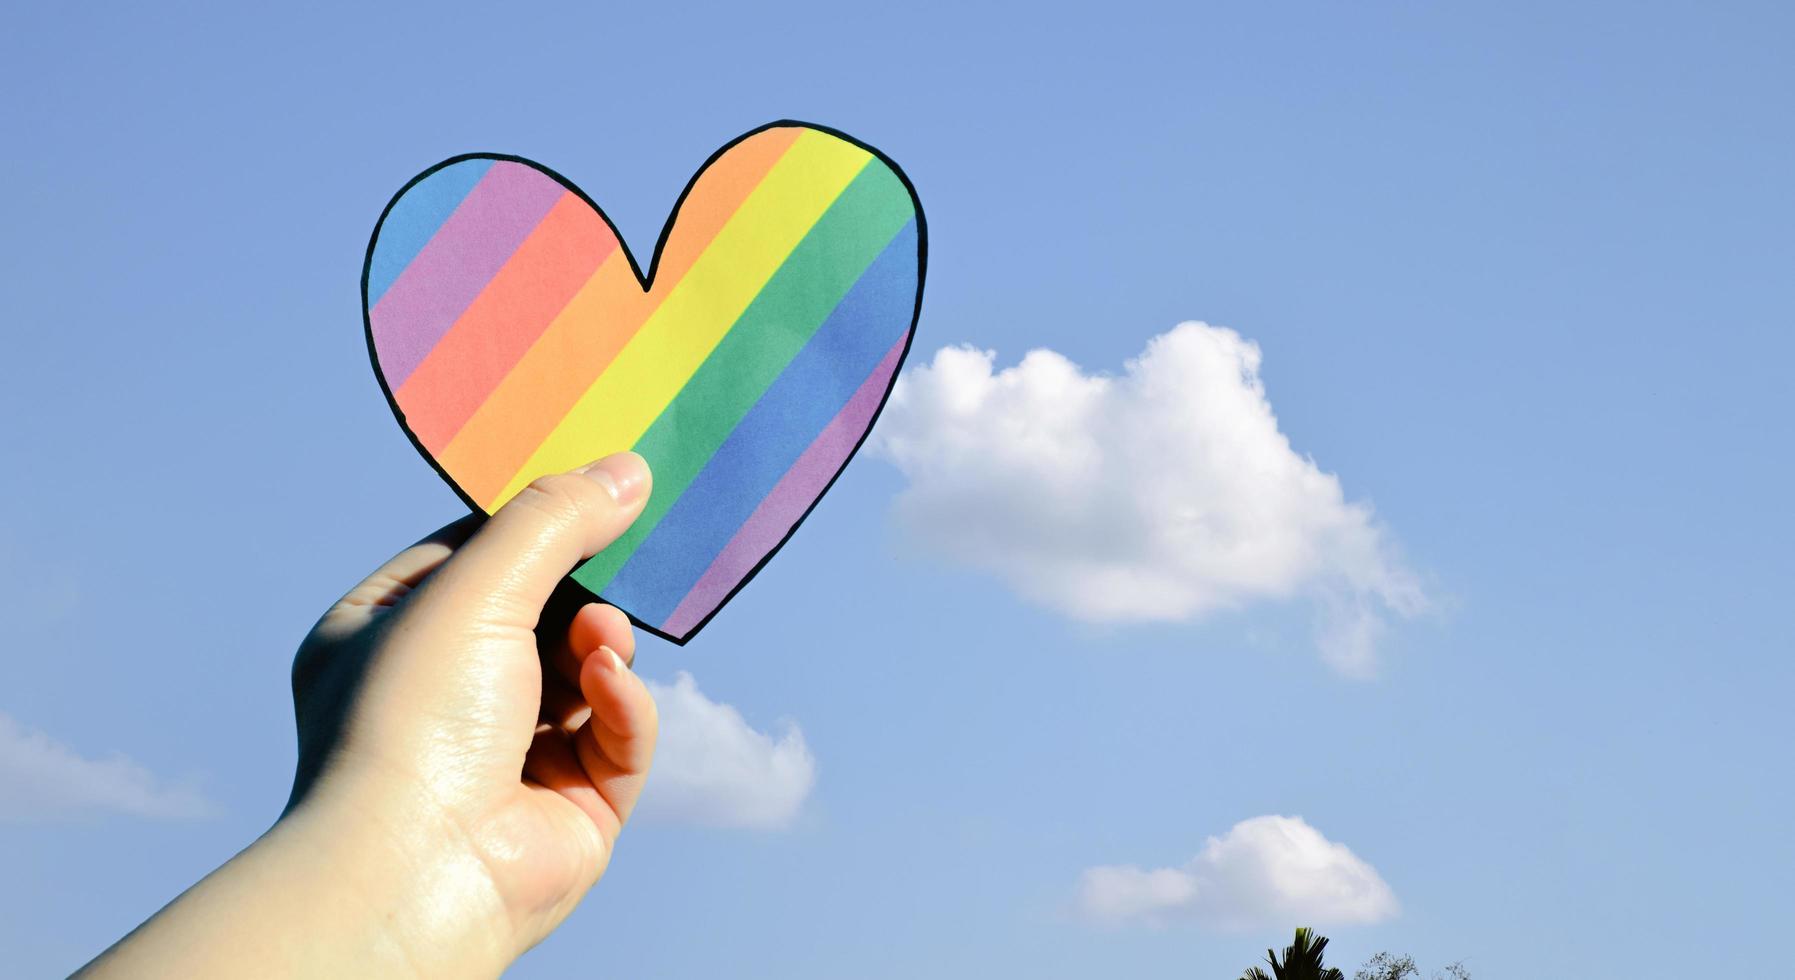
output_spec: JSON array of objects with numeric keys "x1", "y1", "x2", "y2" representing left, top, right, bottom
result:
[{"x1": 362, "y1": 122, "x2": 925, "y2": 643}]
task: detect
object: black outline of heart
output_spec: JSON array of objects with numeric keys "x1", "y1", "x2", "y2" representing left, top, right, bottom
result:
[{"x1": 360, "y1": 120, "x2": 927, "y2": 646}]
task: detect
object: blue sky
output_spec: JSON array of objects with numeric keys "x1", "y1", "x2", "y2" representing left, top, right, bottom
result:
[{"x1": 2, "y1": 1, "x2": 1791, "y2": 976}]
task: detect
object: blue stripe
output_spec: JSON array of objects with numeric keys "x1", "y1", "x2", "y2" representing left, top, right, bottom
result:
[
  {"x1": 603, "y1": 219, "x2": 919, "y2": 623},
  {"x1": 365, "y1": 159, "x2": 494, "y2": 306}
]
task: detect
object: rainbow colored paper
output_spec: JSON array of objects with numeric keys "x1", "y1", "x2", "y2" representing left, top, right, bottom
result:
[{"x1": 362, "y1": 122, "x2": 925, "y2": 643}]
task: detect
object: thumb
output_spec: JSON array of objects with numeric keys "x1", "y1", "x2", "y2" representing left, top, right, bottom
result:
[{"x1": 406, "y1": 452, "x2": 653, "y2": 635}]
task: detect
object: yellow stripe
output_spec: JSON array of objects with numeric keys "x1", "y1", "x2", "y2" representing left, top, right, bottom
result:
[{"x1": 489, "y1": 131, "x2": 874, "y2": 506}]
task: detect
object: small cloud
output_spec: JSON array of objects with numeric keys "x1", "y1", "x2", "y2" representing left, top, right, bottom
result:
[
  {"x1": 639, "y1": 672, "x2": 815, "y2": 831},
  {"x1": 874, "y1": 322, "x2": 1426, "y2": 675},
  {"x1": 1076, "y1": 814, "x2": 1398, "y2": 930},
  {"x1": 0, "y1": 711, "x2": 216, "y2": 821}
]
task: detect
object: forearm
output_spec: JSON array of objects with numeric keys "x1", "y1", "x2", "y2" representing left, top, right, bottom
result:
[{"x1": 77, "y1": 798, "x2": 513, "y2": 979}]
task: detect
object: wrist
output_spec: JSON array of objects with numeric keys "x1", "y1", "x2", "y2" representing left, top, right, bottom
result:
[{"x1": 269, "y1": 779, "x2": 518, "y2": 978}]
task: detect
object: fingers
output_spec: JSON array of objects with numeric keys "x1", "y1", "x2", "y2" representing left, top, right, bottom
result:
[
  {"x1": 547, "y1": 602, "x2": 638, "y2": 691},
  {"x1": 407, "y1": 453, "x2": 651, "y2": 634},
  {"x1": 538, "y1": 677, "x2": 591, "y2": 732},
  {"x1": 571, "y1": 603, "x2": 638, "y2": 668},
  {"x1": 523, "y1": 726, "x2": 619, "y2": 842},
  {"x1": 530, "y1": 639, "x2": 657, "y2": 842},
  {"x1": 572, "y1": 646, "x2": 657, "y2": 827},
  {"x1": 541, "y1": 602, "x2": 635, "y2": 732}
]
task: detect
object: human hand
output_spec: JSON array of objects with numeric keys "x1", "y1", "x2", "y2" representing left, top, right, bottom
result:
[{"x1": 81, "y1": 453, "x2": 658, "y2": 978}]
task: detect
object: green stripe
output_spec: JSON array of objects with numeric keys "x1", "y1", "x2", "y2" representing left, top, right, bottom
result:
[{"x1": 572, "y1": 162, "x2": 916, "y2": 594}]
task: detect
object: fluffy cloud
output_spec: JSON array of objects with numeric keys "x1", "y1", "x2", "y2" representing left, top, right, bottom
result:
[
  {"x1": 0, "y1": 711, "x2": 215, "y2": 821},
  {"x1": 639, "y1": 672, "x2": 815, "y2": 830},
  {"x1": 1077, "y1": 815, "x2": 1398, "y2": 930},
  {"x1": 874, "y1": 322, "x2": 1425, "y2": 674}
]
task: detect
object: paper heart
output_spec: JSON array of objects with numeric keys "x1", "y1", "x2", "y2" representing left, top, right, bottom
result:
[{"x1": 363, "y1": 122, "x2": 925, "y2": 643}]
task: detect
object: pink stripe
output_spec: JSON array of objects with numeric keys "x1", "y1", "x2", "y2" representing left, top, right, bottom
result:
[
  {"x1": 369, "y1": 162, "x2": 567, "y2": 387},
  {"x1": 664, "y1": 336, "x2": 909, "y2": 637}
]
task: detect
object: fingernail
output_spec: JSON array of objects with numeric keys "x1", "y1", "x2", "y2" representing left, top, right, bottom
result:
[
  {"x1": 599, "y1": 645, "x2": 628, "y2": 674},
  {"x1": 580, "y1": 452, "x2": 649, "y2": 505}
]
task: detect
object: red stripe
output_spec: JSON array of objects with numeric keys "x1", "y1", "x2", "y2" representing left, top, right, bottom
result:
[{"x1": 396, "y1": 193, "x2": 619, "y2": 453}]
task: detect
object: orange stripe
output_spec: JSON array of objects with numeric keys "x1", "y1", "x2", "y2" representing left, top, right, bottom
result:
[
  {"x1": 395, "y1": 192, "x2": 617, "y2": 453},
  {"x1": 438, "y1": 126, "x2": 805, "y2": 507}
]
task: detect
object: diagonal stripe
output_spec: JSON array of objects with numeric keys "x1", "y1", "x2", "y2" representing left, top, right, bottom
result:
[
  {"x1": 395, "y1": 194, "x2": 620, "y2": 453},
  {"x1": 482, "y1": 130, "x2": 876, "y2": 508},
  {"x1": 370, "y1": 162, "x2": 567, "y2": 388},
  {"x1": 663, "y1": 334, "x2": 910, "y2": 638},
  {"x1": 573, "y1": 186, "x2": 915, "y2": 595},
  {"x1": 436, "y1": 126, "x2": 806, "y2": 505},
  {"x1": 583, "y1": 220, "x2": 918, "y2": 620},
  {"x1": 366, "y1": 159, "x2": 492, "y2": 306},
  {"x1": 649, "y1": 127, "x2": 807, "y2": 293}
]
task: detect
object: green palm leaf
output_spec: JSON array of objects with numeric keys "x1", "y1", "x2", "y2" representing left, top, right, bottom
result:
[{"x1": 1238, "y1": 927, "x2": 1345, "y2": 980}]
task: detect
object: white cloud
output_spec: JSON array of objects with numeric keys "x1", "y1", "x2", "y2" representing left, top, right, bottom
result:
[
  {"x1": 0, "y1": 711, "x2": 215, "y2": 821},
  {"x1": 1077, "y1": 815, "x2": 1398, "y2": 930},
  {"x1": 639, "y1": 672, "x2": 815, "y2": 831},
  {"x1": 874, "y1": 322, "x2": 1426, "y2": 675}
]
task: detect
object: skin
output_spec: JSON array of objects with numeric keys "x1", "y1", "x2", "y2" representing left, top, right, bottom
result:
[{"x1": 78, "y1": 452, "x2": 659, "y2": 978}]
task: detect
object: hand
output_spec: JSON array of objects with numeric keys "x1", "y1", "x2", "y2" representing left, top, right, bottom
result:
[{"x1": 80, "y1": 453, "x2": 659, "y2": 978}]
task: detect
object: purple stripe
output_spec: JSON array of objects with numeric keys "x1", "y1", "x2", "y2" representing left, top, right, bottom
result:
[
  {"x1": 663, "y1": 336, "x2": 908, "y2": 637},
  {"x1": 369, "y1": 162, "x2": 566, "y2": 387}
]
